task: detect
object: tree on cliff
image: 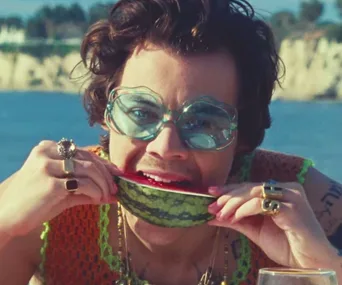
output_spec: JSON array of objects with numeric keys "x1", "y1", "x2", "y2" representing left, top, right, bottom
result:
[
  {"x1": 337, "y1": 0, "x2": 342, "y2": 17},
  {"x1": 299, "y1": 0, "x2": 324, "y2": 23},
  {"x1": 26, "y1": 4, "x2": 87, "y2": 39},
  {"x1": 88, "y1": 3, "x2": 113, "y2": 24},
  {"x1": 269, "y1": 11, "x2": 297, "y2": 49},
  {"x1": 0, "y1": 17, "x2": 24, "y2": 29}
]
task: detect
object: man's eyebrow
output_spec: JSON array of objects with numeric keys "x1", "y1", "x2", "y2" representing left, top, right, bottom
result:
[
  {"x1": 188, "y1": 104, "x2": 230, "y2": 117},
  {"x1": 130, "y1": 97, "x2": 162, "y2": 109}
]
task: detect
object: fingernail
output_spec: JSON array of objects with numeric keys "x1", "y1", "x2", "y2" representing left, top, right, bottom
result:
[
  {"x1": 111, "y1": 183, "x2": 118, "y2": 196},
  {"x1": 216, "y1": 211, "x2": 223, "y2": 221},
  {"x1": 208, "y1": 202, "x2": 217, "y2": 208}
]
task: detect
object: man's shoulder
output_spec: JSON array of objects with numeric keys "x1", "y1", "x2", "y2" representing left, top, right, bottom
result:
[
  {"x1": 254, "y1": 148, "x2": 308, "y2": 161},
  {"x1": 250, "y1": 148, "x2": 313, "y2": 183}
]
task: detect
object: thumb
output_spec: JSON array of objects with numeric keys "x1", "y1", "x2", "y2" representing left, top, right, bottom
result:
[{"x1": 65, "y1": 194, "x2": 118, "y2": 208}]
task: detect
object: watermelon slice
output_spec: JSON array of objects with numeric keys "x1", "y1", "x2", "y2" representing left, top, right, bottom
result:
[{"x1": 114, "y1": 173, "x2": 216, "y2": 228}]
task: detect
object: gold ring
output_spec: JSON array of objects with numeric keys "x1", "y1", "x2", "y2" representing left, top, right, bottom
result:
[
  {"x1": 57, "y1": 138, "x2": 77, "y2": 159},
  {"x1": 261, "y1": 199, "x2": 281, "y2": 216},
  {"x1": 262, "y1": 183, "x2": 284, "y2": 200},
  {"x1": 65, "y1": 179, "x2": 79, "y2": 193},
  {"x1": 63, "y1": 158, "x2": 75, "y2": 176}
]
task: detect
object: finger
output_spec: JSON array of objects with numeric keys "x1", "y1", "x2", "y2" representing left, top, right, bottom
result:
[
  {"x1": 209, "y1": 182, "x2": 304, "y2": 205},
  {"x1": 59, "y1": 177, "x2": 117, "y2": 204},
  {"x1": 76, "y1": 151, "x2": 120, "y2": 197},
  {"x1": 230, "y1": 197, "x2": 265, "y2": 223},
  {"x1": 208, "y1": 183, "x2": 244, "y2": 196},
  {"x1": 228, "y1": 198, "x2": 308, "y2": 232},
  {"x1": 46, "y1": 159, "x2": 116, "y2": 202},
  {"x1": 76, "y1": 149, "x2": 121, "y2": 174},
  {"x1": 65, "y1": 193, "x2": 117, "y2": 208},
  {"x1": 210, "y1": 195, "x2": 248, "y2": 221},
  {"x1": 208, "y1": 184, "x2": 263, "y2": 217}
]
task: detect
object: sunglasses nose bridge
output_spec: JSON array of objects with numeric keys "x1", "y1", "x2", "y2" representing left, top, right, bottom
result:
[{"x1": 161, "y1": 112, "x2": 177, "y2": 124}]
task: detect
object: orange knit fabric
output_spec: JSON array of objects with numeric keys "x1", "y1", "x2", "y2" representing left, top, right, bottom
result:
[{"x1": 42, "y1": 147, "x2": 309, "y2": 285}]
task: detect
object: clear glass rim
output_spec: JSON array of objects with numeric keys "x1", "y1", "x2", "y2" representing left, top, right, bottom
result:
[{"x1": 259, "y1": 267, "x2": 336, "y2": 276}]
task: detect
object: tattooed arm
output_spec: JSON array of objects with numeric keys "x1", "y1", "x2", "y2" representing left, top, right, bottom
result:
[{"x1": 303, "y1": 167, "x2": 342, "y2": 253}]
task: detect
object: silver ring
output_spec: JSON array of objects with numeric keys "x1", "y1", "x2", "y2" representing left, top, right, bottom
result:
[{"x1": 57, "y1": 138, "x2": 77, "y2": 159}]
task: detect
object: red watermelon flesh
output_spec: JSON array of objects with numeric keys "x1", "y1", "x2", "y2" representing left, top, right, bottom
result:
[{"x1": 118, "y1": 172, "x2": 212, "y2": 197}]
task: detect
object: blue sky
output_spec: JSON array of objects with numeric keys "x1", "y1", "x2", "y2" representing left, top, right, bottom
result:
[{"x1": 0, "y1": 0, "x2": 340, "y2": 22}]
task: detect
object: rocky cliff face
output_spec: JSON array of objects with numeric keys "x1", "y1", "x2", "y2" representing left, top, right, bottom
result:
[
  {"x1": 274, "y1": 38, "x2": 342, "y2": 101},
  {"x1": 1, "y1": 38, "x2": 341, "y2": 100},
  {"x1": 0, "y1": 52, "x2": 86, "y2": 94}
]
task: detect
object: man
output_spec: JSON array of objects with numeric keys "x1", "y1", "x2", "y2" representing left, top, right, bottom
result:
[{"x1": 0, "y1": 0, "x2": 341, "y2": 284}]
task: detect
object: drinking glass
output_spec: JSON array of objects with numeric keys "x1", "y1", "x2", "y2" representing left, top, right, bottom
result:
[{"x1": 257, "y1": 268, "x2": 338, "y2": 285}]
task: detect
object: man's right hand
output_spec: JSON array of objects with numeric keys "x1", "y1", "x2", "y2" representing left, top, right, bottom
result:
[{"x1": 0, "y1": 140, "x2": 119, "y2": 239}]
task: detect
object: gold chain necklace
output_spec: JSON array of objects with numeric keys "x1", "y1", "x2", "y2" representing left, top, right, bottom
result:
[{"x1": 115, "y1": 202, "x2": 230, "y2": 285}]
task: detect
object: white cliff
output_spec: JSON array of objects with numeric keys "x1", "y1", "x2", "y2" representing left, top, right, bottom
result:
[
  {"x1": 274, "y1": 38, "x2": 342, "y2": 100},
  {"x1": 0, "y1": 51, "x2": 87, "y2": 94},
  {"x1": 0, "y1": 38, "x2": 342, "y2": 100}
]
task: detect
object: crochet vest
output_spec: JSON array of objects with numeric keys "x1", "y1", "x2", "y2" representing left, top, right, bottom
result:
[{"x1": 39, "y1": 147, "x2": 313, "y2": 285}]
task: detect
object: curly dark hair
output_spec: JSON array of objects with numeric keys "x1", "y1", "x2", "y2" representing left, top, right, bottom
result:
[{"x1": 80, "y1": 0, "x2": 283, "y2": 154}]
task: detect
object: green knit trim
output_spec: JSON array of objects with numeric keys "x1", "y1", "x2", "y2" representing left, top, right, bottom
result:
[
  {"x1": 238, "y1": 151, "x2": 256, "y2": 182},
  {"x1": 231, "y1": 235, "x2": 252, "y2": 285},
  {"x1": 98, "y1": 204, "x2": 121, "y2": 271},
  {"x1": 297, "y1": 159, "x2": 315, "y2": 185},
  {"x1": 98, "y1": 149, "x2": 110, "y2": 160},
  {"x1": 98, "y1": 204, "x2": 149, "y2": 284},
  {"x1": 98, "y1": 202, "x2": 250, "y2": 284},
  {"x1": 228, "y1": 152, "x2": 254, "y2": 283},
  {"x1": 39, "y1": 222, "x2": 50, "y2": 277}
]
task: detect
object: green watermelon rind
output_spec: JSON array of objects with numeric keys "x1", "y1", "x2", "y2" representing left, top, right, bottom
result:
[{"x1": 115, "y1": 176, "x2": 216, "y2": 228}]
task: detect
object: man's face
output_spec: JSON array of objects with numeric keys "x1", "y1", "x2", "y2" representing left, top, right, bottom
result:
[{"x1": 108, "y1": 44, "x2": 239, "y2": 245}]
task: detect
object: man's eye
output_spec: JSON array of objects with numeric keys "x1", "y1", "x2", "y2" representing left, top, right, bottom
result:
[
  {"x1": 132, "y1": 110, "x2": 148, "y2": 118},
  {"x1": 184, "y1": 119, "x2": 212, "y2": 129},
  {"x1": 128, "y1": 108, "x2": 160, "y2": 122}
]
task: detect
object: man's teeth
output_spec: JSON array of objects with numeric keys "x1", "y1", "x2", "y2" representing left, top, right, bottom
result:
[{"x1": 143, "y1": 173, "x2": 177, "y2": 183}]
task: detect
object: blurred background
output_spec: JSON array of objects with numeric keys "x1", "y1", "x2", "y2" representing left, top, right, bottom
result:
[{"x1": 0, "y1": 0, "x2": 341, "y2": 182}]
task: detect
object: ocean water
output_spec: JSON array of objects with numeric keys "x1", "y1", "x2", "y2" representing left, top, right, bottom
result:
[{"x1": 0, "y1": 91, "x2": 341, "y2": 182}]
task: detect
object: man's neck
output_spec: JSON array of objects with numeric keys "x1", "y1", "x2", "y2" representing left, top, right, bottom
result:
[{"x1": 124, "y1": 211, "x2": 219, "y2": 264}]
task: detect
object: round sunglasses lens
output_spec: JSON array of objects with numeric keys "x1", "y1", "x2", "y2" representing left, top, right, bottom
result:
[
  {"x1": 180, "y1": 102, "x2": 236, "y2": 149},
  {"x1": 110, "y1": 91, "x2": 164, "y2": 139},
  {"x1": 183, "y1": 133, "x2": 217, "y2": 149}
]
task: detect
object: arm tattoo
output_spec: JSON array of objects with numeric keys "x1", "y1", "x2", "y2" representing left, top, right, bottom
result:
[
  {"x1": 328, "y1": 224, "x2": 342, "y2": 253},
  {"x1": 338, "y1": 248, "x2": 342, "y2": 257},
  {"x1": 320, "y1": 180, "x2": 342, "y2": 213}
]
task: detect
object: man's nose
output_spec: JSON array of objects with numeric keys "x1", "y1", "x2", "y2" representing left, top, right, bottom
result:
[{"x1": 145, "y1": 123, "x2": 189, "y2": 160}]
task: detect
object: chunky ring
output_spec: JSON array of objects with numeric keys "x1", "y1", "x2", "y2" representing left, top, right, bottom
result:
[
  {"x1": 261, "y1": 199, "x2": 281, "y2": 216},
  {"x1": 57, "y1": 138, "x2": 77, "y2": 159},
  {"x1": 262, "y1": 183, "x2": 284, "y2": 200},
  {"x1": 65, "y1": 179, "x2": 79, "y2": 193},
  {"x1": 63, "y1": 158, "x2": 75, "y2": 176}
]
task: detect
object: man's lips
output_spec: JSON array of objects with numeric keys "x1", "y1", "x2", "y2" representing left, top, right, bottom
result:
[
  {"x1": 138, "y1": 170, "x2": 192, "y2": 182},
  {"x1": 135, "y1": 170, "x2": 194, "y2": 188}
]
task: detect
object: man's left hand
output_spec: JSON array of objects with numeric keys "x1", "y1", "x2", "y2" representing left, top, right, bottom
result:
[{"x1": 207, "y1": 182, "x2": 339, "y2": 269}]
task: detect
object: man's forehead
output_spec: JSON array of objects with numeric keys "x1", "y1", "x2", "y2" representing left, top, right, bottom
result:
[{"x1": 120, "y1": 45, "x2": 238, "y2": 107}]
